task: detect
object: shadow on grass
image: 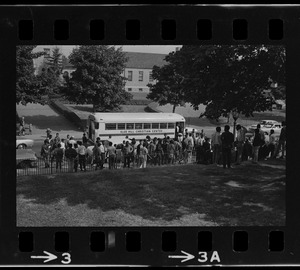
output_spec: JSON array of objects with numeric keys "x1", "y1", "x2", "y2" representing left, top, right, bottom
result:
[
  {"x1": 22, "y1": 115, "x2": 78, "y2": 131},
  {"x1": 17, "y1": 161, "x2": 286, "y2": 225}
]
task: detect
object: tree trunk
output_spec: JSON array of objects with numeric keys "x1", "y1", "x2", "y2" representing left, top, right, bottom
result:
[
  {"x1": 93, "y1": 104, "x2": 96, "y2": 113},
  {"x1": 172, "y1": 104, "x2": 177, "y2": 113}
]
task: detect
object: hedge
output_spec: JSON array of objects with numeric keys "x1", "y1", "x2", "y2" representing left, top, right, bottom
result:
[{"x1": 48, "y1": 99, "x2": 84, "y2": 130}]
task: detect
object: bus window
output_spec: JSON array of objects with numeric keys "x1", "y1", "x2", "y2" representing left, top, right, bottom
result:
[
  {"x1": 126, "y1": 123, "x2": 134, "y2": 130},
  {"x1": 94, "y1": 122, "x2": 99, "y2": 129},
  {"x1": 152, "y1": 123, "x2": 159, "y2": 129},
  {"x1": 144, "y1": 123, "x2": 151, "y2": 129},
  {"x1": 117, "y1": 123, "x2": 125, "y2": 130},
  {"x1": 160, "y1": 123, "x2": 167, "y2": 129},
  {"x1": 105, "y1": 123, "x2": 117, "y2": 130},
  {"x1": 135, "y1": 123, "x2": 143, "y2": 129},
  {"x1": 168, "y1": 123, "x2": 175, "y2": 129}
]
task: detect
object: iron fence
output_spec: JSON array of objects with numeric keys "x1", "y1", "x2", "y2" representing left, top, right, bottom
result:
[{"x1": 16, "y1": 150, "x2": 199, "y2": 177}]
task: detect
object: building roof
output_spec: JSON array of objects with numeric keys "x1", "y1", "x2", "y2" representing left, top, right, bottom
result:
[{"x1": 125, "y1": 52, "x2": 167, "y2": 69}]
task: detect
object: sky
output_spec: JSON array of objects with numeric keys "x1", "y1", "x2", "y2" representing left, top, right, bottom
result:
[{"x1": 34, "y1": 45, "x2": 182, "y2": 57}]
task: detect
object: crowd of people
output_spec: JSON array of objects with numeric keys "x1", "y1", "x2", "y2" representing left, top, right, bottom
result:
[{"x1": 40, "y1": 120, "x2": 286, "y2": 173}]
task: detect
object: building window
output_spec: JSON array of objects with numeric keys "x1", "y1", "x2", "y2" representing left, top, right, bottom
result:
[
  {"x1": 149, "y1": 71, "x2": 153, "y2": 82},
  {"x1": 128, "y1": 88, "x2": 132, "y2": 92},
  {"x1": 139, "y1": 88, "x2": 143, "y2": 92},
  {"x1": 139, "y1": 71, "x2": 143, "y2": 81},
  {"x1": 128, "y1": 71, "x2": 133, "y2": 81}
]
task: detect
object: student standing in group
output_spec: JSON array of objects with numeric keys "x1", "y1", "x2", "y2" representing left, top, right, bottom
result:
[
  {"x1": 65, "y1": 143, "x2": 78, "y2": 172},
  {"x1": 107, "y1": 142, "x2": 116, "y2": 169},
  {"x1": 274, "y1": 121, "x2": 286, "y2": 159},
  {"x1": 155, "y1": 139, "x2": 164, "y2": 166},
  {"x1": 235, "y1": 124, "x2": 245, "y2": 165},
  {"x1": 77, "y1": 141, "x2": 87, "y2": 172},
  {"x1": 211, "y1": 126, "x2": 222, "y2": 165},
  {"x1": 252, "y1": 128, "x2": 264, "y2": 164},
  {"x1": 92, "y1": 142, "x2": 101, "y2": 170},
  {"x1": 148, "y1": 140, "x2": 156, "y2": 166},
  {"x1": 53, "y1": 143, "x2": 64, "y2": 172},
  {"x1": 123, "y1": 141, "x2": 133, "y2": 168},
  {"x1": 268, "y1": 129, "x2": 277, "y2": 158},
  {"x1": 221, "y1": 125, "x2": 234, "y2": 169},
  {"x1": 140, "y1": 142, "x2": 149, "y2": 168},
  {"x1": 99, "y1": 141, "x2": 106, "y2": 169},
  {"x1": 41, "y1": 139, "x2": 51, "y2": 168}
]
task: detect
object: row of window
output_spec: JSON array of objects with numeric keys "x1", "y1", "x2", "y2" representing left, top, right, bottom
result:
[
  {"x1": 105, "y1": 123, "x2": 175, "y2": 130},
  {"x1": 127, "y1": 70, "x2": 153, "y2": 82}
]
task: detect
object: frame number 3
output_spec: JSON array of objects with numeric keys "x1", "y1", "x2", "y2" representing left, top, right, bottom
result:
[{"x1": 61, "y1": 253, "x2": 71, "y2": 264}]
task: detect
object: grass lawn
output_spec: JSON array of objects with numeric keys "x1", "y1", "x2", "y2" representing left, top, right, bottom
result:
[{"x1": 17, "y1": 159, "x2": 285, "y2": 227}]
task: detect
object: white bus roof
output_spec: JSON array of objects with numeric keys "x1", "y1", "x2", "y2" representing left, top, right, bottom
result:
[{"x1": 89, "y1": 113, "x2": 185, "y2": 122}]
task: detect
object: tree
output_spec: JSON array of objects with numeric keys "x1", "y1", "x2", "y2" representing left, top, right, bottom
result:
[
  {"x1": 147, "y1": 52, "x2": 186, "y2": 113},
  {"x1": 16, "y1": 46, "x2": 46, "y2": 105},
  {"x1": 62, "y1": 45, "x2": 132, "y2": 112},
  {"x1": 169, "y1": 45, "x2": 286, "y2": 120},
  {"x1": 37, "y1": 47, "x2": 64, "y2": 95}
]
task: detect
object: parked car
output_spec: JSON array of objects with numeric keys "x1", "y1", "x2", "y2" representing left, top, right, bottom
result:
[
  {"x1": 247, "y1": 120, "x2": 281, "y2": 133},
  {"x1": 16, "y1": 149, "x2": 38, "y2": 169},
  {"x1": 16, "y1": 138, "x2": 34, "y2": 149},
  {"x1": 260, "y1": 123, "x2": 282, "y2": 135}
]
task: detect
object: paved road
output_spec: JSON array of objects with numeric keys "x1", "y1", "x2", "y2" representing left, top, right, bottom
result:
[{"x1": 17, "y1": 103, "x2": 84, "y2": 154}]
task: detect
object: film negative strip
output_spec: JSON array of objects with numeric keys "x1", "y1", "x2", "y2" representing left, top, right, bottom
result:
[{"x1": 0, "y1": 4, "x2": 299, "y2": 267}]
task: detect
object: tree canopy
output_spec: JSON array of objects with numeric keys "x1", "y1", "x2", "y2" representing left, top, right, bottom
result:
[
  {"x1": 63, "y1": 45, "x2": 132, "y2": 112},
  {"x1": 147, "y1": 53, "x2": 186, "y2": 113},
  {"x1": 16, "y1": 46, "x2": 46, "y2": 105},
  {"x1": 148, "y1": 45, "x2": 285, "y2": 120},
  {"x1": 37, "y1": 47, "x2": 64, "y2": 95}
]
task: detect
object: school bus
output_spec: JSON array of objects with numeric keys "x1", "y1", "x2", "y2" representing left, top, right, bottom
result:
[{"x1": 87, "y1": 113, "x2": 185, "y2": 144}]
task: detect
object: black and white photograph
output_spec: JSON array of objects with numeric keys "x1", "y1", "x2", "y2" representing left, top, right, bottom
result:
[{"x1": 16, "y1": 44, "x2": 286, "y2": 227}]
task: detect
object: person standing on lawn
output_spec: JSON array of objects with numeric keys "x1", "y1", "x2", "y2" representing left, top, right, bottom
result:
[
  {"x1": 211, "y1": 126, "x2": 222, "y2": 165},
  {"x1": 77, "y1": 141, "x2": 87, "y2": 172},
  {"x1": 123, "y1": 141, "x2": 133, "y2": 168},
  {"x1": 235, "y1": 124, "x2": 245, "y2": 165},
  {"x1": 107, "y1": 142, "x2": 116, "y2": 169},
  {"x1": 41, "y1": 139, "x2": 51, "y2": 168},
  {"x1": 221, "y1": 125, "x2": 234, "y2": 169},
  {"x1": 252, "y1": 128, "x2": 264, "y2": 164},
  {"x1": 274, "y1": 121, "x2": 286, "y2": 159},
  {"x1": 93, "y1": 142, "x2": 101, "y2": 170},
  {"x1": 65, "y1": 143, "x2": 78, "y2": 172},
  {"x1": 53, "y1": 143, "x2": 64, "y2": 172},
  {"x1": 268, "y1": 129, "x2": 277, "y2": 158},
  {"x1": 140, "y1": 142, "x2": 149, "y2": 168}
]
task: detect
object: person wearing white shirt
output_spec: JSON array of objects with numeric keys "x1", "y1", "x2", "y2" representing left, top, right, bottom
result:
[
  {"x1": 77, "y1": 141, "x2": 87, "y2": 171},
  {"x1": 211, "y1": 127, "x2": 222, "y2": 165}
]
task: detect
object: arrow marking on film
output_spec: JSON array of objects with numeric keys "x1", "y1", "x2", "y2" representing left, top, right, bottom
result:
[
  {"x1": 31, "y1": 251, "x2": 57, "y2": 263},
  {"x1": 168, "y1": 250, "x2": 195, "y2": 263}
]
